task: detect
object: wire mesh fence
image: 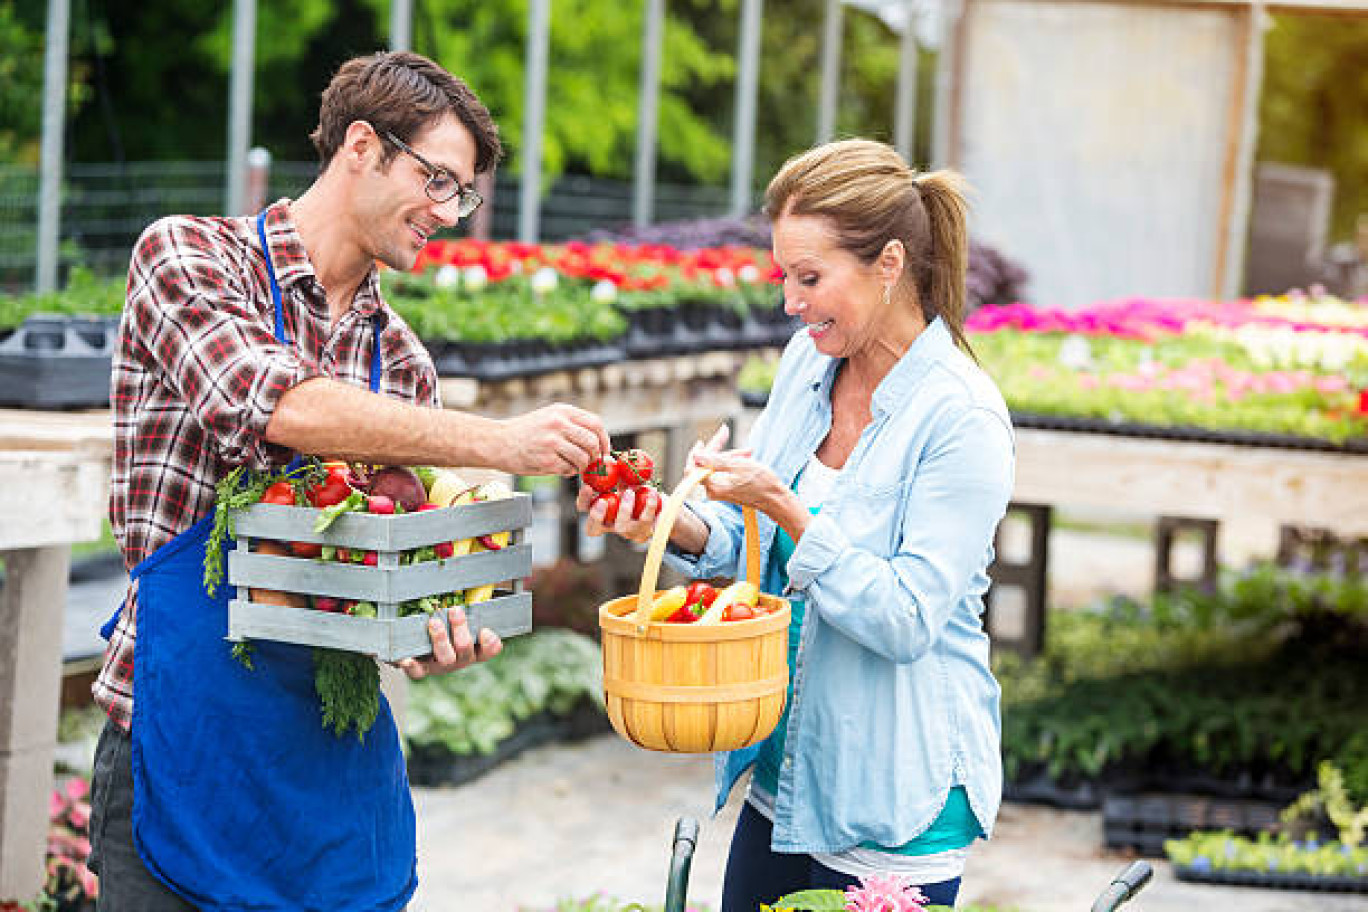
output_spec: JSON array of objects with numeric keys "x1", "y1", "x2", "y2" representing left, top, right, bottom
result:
[{"x1": 0, "y1": 161, "x2": 735, "y2": 292}]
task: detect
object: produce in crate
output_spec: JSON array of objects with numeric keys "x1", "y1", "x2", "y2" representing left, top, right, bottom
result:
[{"x1": 205, "y1": 459, "x2": 533, "y2": 739}]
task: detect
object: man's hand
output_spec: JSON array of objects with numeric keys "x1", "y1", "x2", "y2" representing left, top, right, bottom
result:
[
  {"x1": 497, "y1": 403, "x2": 612, "y2": 476},
  {"x1": 397, "y1": 606, "x2": 503, "y2": 680}
]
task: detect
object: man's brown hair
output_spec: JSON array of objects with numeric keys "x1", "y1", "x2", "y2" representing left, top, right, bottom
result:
[{"x1": 310, "y1": 51, "x2": 502, "y2": 175}]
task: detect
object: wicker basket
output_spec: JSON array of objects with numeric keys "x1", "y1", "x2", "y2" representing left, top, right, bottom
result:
[{"x1": 599, "y1": 467, "x2": 790, "y2": 753}]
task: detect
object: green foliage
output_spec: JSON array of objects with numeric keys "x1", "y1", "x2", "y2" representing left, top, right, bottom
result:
[
  {"x1": 384, "y1": 270, "x2": 627, "y2": 343},
  {"x1": 1260, "y1": 14, "x2": 1368, "y2": 243},
  {"x1": 996, "y1": 566, "x2": 1368, "y2": 798},
  {"x1": 1282, "y1": 762, "x2": 1368, "y2": 849},
  {"x1": 0, "y1": 1, "x2": 46, "y2": 162},
  {"x1": 1165, "y1": 829, "x2": 1367, "y2": 880},
  {"x1": 533, "y1": 898, "x2": 709, "y2": 912},
  {"x1": 406, "y1": 628, "x2": 603, "y2": 756},
  {"x1": 737, "y1": 353, "x2": 778, "y2": 395},
  {"x1": 357, "y1": 0, "x2": 733, "y2": 184},
  {"x1": 0, "y1": 266, "x2": 124, "y2": 329}
]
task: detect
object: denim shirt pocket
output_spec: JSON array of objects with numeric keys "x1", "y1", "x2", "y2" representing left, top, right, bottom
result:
[{"x1": 824, "y1": 477, "x2": 908, "y2": 560}]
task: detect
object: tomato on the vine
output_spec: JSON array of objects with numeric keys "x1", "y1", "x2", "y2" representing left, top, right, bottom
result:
[
  {"x1": 627, "y1": 484, "x2": 661, "y2": 520},
  {"x1": 260, "y1": 482, "x2": 295, "y2": 505},
  {"x1": 582, "y1": 457, "x2": 621, "y2": 494},
  {"x1": 306, "y1": 463, "x2": 353, "y2": 508},
  {"x1": 595, "y1": 491, "x2": 621, "y2": 524},
  {"x1": 618, "y1": 448, "x2": 655, "y2": 486}
]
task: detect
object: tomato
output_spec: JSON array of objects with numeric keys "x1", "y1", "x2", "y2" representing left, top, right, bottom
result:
[
  {"x1": 260, "y1": 481, "x2": 295, "y2": 505},
  {"x1": 290, "y1": 541, "x2": 323, "y2": 558},
  {"x1": 305, "y1": 469, "x2": 353, "y2": 508},
  {"x1": 595, "y1": 491, "x2": 621, "y2": 524},
  {"x1": 628, "y1": 484, "x2": 661, "y2": 520},
  {"x1": 723, "y1": 602, "x2": 756, "y2": 621},
  {"x1": 618, "y1": 448, "x2": 655, "y2": 486},
  {"x1": 367, "y1": 494, "x2": 395, "y2": 514},
  {"x1": 582, "y1": 457, "x2": 621, "y2": 494}
]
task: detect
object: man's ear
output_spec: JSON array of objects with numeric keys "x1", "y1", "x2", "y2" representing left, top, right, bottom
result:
[{"x1": 339, "y1": 120, "x2": 380, "y2": 173}]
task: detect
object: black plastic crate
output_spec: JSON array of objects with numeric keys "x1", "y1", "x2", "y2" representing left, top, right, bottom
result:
[{"x1": 0, "y1": 314, "x2": 114, "y2": 409}]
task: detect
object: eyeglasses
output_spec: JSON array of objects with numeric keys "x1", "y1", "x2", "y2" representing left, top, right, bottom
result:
[{"x1": 382, "y1": 130, "x2": 482, "y2": 217}]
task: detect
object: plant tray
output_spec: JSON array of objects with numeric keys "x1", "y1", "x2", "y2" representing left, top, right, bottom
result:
[
  {"x1": 1103, "y1": 793, "x2": 1282, "y2": 857},
  {"x1": 1174, "y1": 865, "x2": 1368, "y2": 894},
  {"x1": 226, "y1": 494, "x2": 535, "y2": 661}
]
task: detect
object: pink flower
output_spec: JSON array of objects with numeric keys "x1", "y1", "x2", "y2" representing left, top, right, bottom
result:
[{"x1": 844, "y1": 874, "x2": 929, "y2": 911}]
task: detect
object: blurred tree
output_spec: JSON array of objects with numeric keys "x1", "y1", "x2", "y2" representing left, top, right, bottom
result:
[
  {"x1": 1259, "y1": 12, "x2": 1368, "y2": 243},
  {"x1": 3, "y1": 0, "x2": 93, "y2": 163},
  {"x1": 355, "y1": 0, "x2": 733, "y2": 183}
]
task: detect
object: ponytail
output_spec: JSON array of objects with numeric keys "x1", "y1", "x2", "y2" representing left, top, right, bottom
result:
[{"x1": 913, "y1": 171, "x2": 976, "y2": 361}]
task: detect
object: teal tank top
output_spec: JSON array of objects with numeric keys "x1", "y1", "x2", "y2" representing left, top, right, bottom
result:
[{"x1": 752, "y1": 508, "x2": 982, "y2": 856}]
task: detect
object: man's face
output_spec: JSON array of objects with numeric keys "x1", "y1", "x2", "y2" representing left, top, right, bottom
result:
[{"x1": 357, "y1": 115, "x2": 478, "y2": 272}]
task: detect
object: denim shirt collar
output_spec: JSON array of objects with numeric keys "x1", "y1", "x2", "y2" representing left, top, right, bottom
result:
[{"x1": 797, "y1": 316, "x2": 954, "y2": 419}]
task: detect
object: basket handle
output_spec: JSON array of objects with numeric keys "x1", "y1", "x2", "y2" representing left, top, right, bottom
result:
[{"x1": 632, "y1": 465, "x2": 761, "y2": 633}]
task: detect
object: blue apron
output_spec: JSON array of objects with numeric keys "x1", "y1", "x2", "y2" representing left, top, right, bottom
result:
[{"x1": 100, "y1": 211, "x2": 415, "y2": 911}]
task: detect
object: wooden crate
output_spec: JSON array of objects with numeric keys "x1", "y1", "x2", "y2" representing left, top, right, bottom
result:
[{"x1": 226, "y1": 494, "x2": 534, "y2": 661}]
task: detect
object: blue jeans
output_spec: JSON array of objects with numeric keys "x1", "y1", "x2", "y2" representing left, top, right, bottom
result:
[{"x1": 721, "y1": 801, "x2": 963, "y2": 911}]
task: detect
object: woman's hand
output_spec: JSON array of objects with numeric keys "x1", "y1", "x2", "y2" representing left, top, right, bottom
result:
[
  {"x1": 577, "y1": 481, "x2": 661, "y2": 544},
  {"x1": 693, "y1": 447, "x2": 784, "y2": 513}
]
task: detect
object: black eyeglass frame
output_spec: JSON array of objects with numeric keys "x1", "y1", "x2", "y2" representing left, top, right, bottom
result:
[{"x1": 382, "y1": 130, "x2": 482, "y2": 217}]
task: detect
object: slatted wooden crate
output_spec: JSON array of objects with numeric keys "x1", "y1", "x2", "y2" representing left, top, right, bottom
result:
[{"x1": 226, "y1": 494, "x2": 534, "y2": 661}]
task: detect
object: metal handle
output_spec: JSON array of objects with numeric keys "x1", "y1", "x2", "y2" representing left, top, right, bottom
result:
[
  {"x1": 1090, "y1": 860, "x2": 1153, "y2": 912},
  {"x1": 663, "y1": 817, "x2": 698, "y2": 912}
]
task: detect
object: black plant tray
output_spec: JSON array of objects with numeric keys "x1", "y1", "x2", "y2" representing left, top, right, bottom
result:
[
  {"x1": 0, "y1": 314, "x2": 116, "y2": 408},
  {"x1": 1174, "y1": 865, "x2": 1368, "y2": 894},
  {"x1": 1010, "y1": 410, "x2": 1368, "y2": 455},
  {"x1": 428, "y1": 338, "x2": 627, "y2": 381},
  {"x1": 739, "y1": 389, "x2": 769, "y2": 409},
  {"x1": 1103, "y1": 793, "x2": 1283, "y2": 857},
  {"x1": 406, "y1": 699, "x2": 611, "y2": 788},
  {"x1": 1003, "y1": 769, "x2": 1103, "y2": 810}
]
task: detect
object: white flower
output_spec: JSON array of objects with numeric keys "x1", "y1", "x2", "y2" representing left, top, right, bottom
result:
[
  {"x1": 714, "y1": 267, "x2": 736, "y2": 287},
  {"x1": 531, "y1": 266, "x2": 559, "y2": 295},
  {"x1": 1057, "y1": 334, "x2": 1094, "y2": 371},
  {"x1": 738, "y1": 264, "x2": 760, "y2": 284},
  {"x1": 463, "y1": 265, "x2": 489, "y2": 292},
  {"x1": 591, "y1": 279, "x2": 617, "y2": 303},
  {"x1": 434, "y1": 265, "x2": 460, "y2": 289}
]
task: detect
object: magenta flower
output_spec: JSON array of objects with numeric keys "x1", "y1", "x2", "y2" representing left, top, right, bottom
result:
[{"x1": 843, "y1": 874, "x2": 929, "y2": 911}]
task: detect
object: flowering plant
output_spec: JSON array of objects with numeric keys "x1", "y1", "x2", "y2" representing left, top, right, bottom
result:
[
  {"x1": 762, "y1": 874, "x2": 954, "y2": 912},
  {"x1": 45, "y1": 777, "x2": 98, "y2": 909}
]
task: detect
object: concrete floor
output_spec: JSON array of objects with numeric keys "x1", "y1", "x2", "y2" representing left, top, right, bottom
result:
[{"x1": 409, "y1": 733, "x2": 1366, "y2": 912}]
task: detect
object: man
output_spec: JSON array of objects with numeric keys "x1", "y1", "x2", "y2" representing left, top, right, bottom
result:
[{"x1": 87, "y1": 51, "x2": 610, "y2": 911}]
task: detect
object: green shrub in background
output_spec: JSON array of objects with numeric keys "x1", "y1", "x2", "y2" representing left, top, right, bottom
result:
[
  {"x1": 406, "y1": 628, "x2": 603, "y2": 757},
  {"x1": 995, "y1": 564, "x2": 1367, "y2": 801},
  {"x1": 0, "y1": 267, "x2": 124, "y2": 329}
]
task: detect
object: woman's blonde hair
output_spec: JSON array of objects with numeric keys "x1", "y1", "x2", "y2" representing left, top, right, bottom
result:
[{"x1": 763, "y1": 139, "x2": 974, "y2": 356}]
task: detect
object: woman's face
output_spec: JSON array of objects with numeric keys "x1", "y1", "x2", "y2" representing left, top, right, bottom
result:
[{"x1": 772, "y1": 213, "x2": 891, "y2": 360}]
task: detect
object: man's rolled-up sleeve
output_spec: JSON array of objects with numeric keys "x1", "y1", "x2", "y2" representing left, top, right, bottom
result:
[{"x1": 127, "y1": 219, "x2": 323, "y2": 467}]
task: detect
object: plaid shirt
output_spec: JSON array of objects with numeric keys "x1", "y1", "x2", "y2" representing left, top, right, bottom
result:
[{"x1": 95, "y1": 199, "x2": 440, "y2": 729}]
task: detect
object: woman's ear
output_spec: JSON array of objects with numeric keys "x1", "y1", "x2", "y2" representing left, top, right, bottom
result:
[{"x1": 879, "y1": 239, "x2": 906, "y2": 283}]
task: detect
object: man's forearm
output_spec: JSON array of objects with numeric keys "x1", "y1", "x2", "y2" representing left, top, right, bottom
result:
[{"x1": 265, "y1": 377, "x2": 503, "y2": 468}]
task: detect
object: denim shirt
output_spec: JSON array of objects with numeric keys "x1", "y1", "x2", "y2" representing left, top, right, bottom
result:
[{"x1": 664, "y1": 317, "x2": 1015, "y2": 854}]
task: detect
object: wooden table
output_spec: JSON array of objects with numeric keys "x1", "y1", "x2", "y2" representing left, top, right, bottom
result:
[{"x1": 0, "y1": 410, "x2": 111, "y2": 899}]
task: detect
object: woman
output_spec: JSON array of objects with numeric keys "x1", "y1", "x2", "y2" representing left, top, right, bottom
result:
[{"x1": 582, "y1": 139, "x2": 1014, "y2": 909}]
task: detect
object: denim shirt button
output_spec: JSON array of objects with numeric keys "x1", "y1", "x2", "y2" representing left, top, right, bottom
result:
[{"x1": 783, "y1": 756, "x2": 793, "y2": 769}]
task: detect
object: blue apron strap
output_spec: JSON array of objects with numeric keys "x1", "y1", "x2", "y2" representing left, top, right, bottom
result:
[
  {"x1": 369, "y1": 316, "x2": 384, "y2": 393},
  {"x1": 255, "y1": 209, "x2": 290, "y2": 345}
]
